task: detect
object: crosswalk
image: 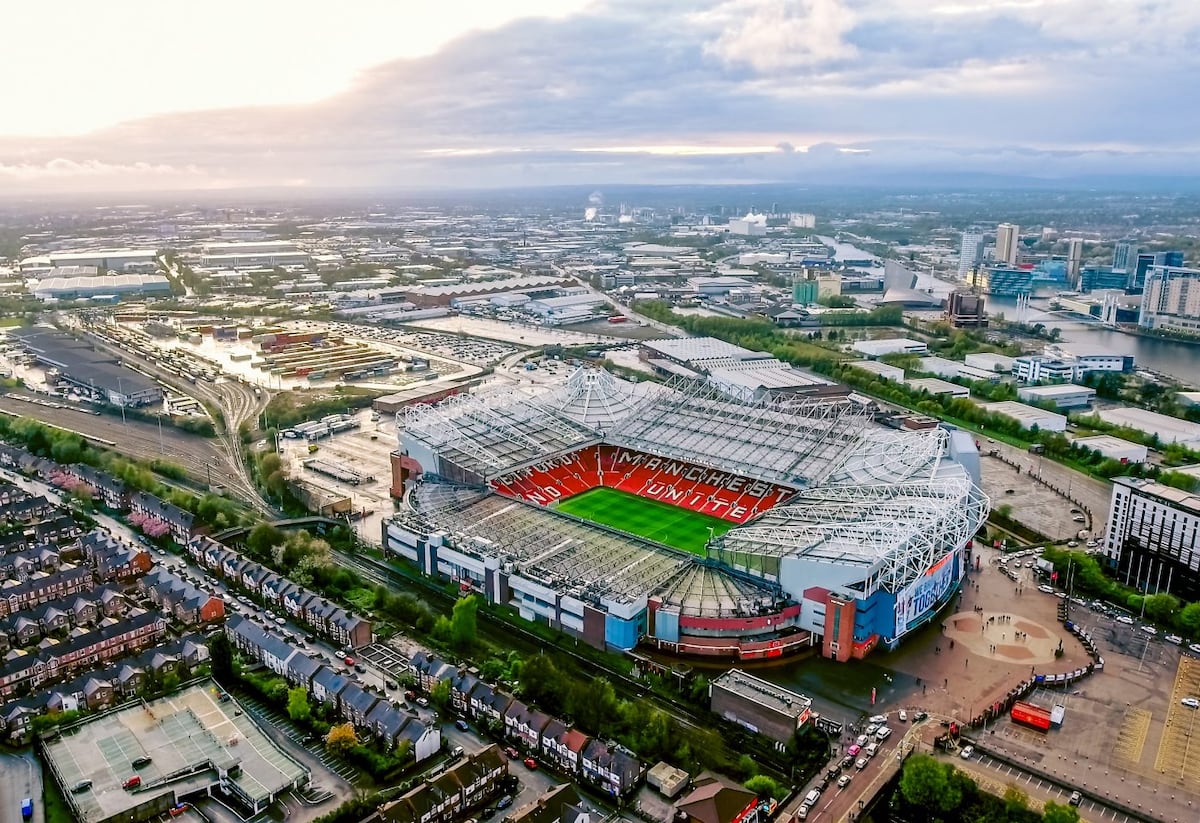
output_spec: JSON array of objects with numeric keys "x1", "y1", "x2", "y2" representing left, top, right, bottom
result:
[{"x1": 237, "y1": 694, "x2": 360, "y2": 782}]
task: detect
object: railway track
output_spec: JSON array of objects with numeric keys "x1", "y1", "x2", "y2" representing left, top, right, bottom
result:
[{"x1": 79, "y1": 329, "x2": 275, "y2": 515}]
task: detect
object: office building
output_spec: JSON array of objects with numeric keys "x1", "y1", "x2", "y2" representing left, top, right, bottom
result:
[
  {"x1": 1139, "y1": 265, "x2": 1200, "y2": 334},
  {"x1": 1066, "y1": 238, "x2": 1084, "y2": 287},
  {"x1": 995, "y1": 223, "x2": 1020, "y2": 265},
  {"x1": 979, "y1": 265, "x2": 1033, "y2": 297},
  {"x1": 1112, "y1": 240, "x2": 1137, "y2": 274},
  {"x1": 958, "y1": 232, "x2": 985, "y2": 279},
  {"x1": 946, "y1": 292, "x2": 988, "y2": 328},
  {"x1": 1102, "y1": 478, "x2": 1200, "y2": 602},
  {"x1": 1012, "y1": 355, "x2": 1083, "y2": 383}
]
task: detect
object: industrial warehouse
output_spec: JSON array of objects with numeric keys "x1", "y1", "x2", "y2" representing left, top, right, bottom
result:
[
  {"x1": 8, "y1": 327, "x2": 163, "y2": 407},
  {"x1": 384, "y1": 348, "x2": 988, "y2": 663}
]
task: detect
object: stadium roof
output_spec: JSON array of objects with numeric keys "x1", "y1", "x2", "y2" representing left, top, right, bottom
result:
[
  {"x1": 407, "y1": 483, "x2": 783, "y2": 616},
  {"x1": 608, "y1": 377, "x2": 869, "y2": 486},
  {"x1": 545, "y1": 368, "x2": 654, "y2": 431},
  {"x1": 712, "y1": 429, "x2": 988, "y2": 595},
  {"x1": 402, "y1": 386, "x2": 601, "y2": 478}
]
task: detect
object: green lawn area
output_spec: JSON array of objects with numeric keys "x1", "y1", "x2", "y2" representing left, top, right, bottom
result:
[{"x1": 555, "y1": 486, "x2": 734, "y2": 555}]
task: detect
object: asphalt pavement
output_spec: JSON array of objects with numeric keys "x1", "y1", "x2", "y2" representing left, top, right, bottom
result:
[{"x1": 0, "y1": 751, "x2": 41, "y2": 823}]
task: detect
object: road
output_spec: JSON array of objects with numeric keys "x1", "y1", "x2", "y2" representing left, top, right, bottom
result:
[{"x1": 0, "y1": 750, "x2": 40, "y2": 823}]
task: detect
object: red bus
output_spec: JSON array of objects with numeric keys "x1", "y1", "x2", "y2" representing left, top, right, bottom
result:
[
  {"x1": 1011, "y1": 701, "x2": 1052, "y2": 731},
  {"x1": 607, "y1": 316, "x2": 627, "y2": 323}
]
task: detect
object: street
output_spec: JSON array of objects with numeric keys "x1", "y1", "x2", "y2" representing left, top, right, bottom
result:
[{"x1": 0, "y1": 750, "x2": 40, "y2": 823}]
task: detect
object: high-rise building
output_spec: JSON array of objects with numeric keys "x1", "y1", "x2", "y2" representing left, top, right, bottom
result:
[
  {"x1": 978, "y1": 264, "x2": 1033, "y2": 297},
  {"x1": 1102, "y1": 478, "x2": 1200, "y2": 602},
  {"x1": 995, "y1": 223, "x2": 1020, "y2": 265},
  {"x1": 1139, "y1": 264, "x2": 1200, "y2": 334},
  {"x1": 1112, "y1": 240, "x2": 1138, "y2": 273},
  {"x1": 1065, "y1": 238, "x2": 1084, "y2": 287},
  {"x1": 957, "y1": 231, "x2": 985, "y2": 279},
  {"x1": 946, "y1": 292, "x2": 988, "y2": 328}
]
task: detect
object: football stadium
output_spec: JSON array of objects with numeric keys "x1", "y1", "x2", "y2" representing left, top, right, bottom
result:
[{"x1": 384, "y1": 350, "x2": 988, "y2": 662}]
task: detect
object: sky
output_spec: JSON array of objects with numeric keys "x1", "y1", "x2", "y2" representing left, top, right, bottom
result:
[{"x1": 3, "y1": 0, "x2": 1199, "y2": 193}]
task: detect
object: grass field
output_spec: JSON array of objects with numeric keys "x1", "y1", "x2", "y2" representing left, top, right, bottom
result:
[{"x1": 555, "y1": 486, "x2": 734, "y2": 555}]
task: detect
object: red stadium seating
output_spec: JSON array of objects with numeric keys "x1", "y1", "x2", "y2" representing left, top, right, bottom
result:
[{"x1": 490, "y1": 445, "x2": 793, "y2": 524}]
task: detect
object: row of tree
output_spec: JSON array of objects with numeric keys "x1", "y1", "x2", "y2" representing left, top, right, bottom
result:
[
  {"x1": 0, "y1": 415, "x2": 246, "y2": 530},
  {"x1": 897, "y1": 754, "x2": 1080, "y2": 823}
]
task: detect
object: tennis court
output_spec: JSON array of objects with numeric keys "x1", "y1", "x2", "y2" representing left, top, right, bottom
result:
[{"x1": 555, "y1": 486, "x2": 734, "y2": 554}]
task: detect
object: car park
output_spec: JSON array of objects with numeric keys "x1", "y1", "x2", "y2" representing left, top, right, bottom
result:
[{"x1": 1069, "y1": 791, "x2": 1082, "y2": 807}]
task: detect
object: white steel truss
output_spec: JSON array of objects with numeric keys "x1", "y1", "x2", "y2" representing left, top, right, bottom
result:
[
  {"x1": 714, "y1": 474, "x2": 989, "y2": 595},
  {"x1": 608, "y1": 377, "x2": 871, "y2": 486}
]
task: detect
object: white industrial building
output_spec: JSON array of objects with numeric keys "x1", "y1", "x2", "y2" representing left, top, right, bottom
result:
[
  {"x1": 852, "y1": 338, "x2": 929, "y2": 358},
  {"x1": 1071, "y1": 435, "x2": 1148, "y2": 464},
  {"x1": 45, "y1": 248, "x2": 158, "y2": 271},
  {"x1": 729, "y1": 213, "x2": 768, "y2": 236},
  {"x1": 1017, "y1": 384, "x2": 1096, "y2": 410},
  {"x1": 849, "y1": 360, "x2": 904, "y2": 382},
  {"x1": 1094, "y1": 407, "x2": 1200, "y2": 449},
  {"x1": 1012, "y1": 355, "x2": 1083, "y2": 383},
  {"x1": 982, "y1": 401, "x2": 1068, "y2": 432},
  {"x1": 917, "y1": 357, "x2": 961, "y2": 379},
  {"x1": 906, "y1": 378, "x2": 971, "y2": 399},
  {"x1": 524, "y1": 293, "x2": 606, "y2": 323},
  {"x1": 198, "y1": 241, "x2": 310, "y2": 269},
  {"x1": 964, "y1": 352, "x2": 1015, "y2": 374}
]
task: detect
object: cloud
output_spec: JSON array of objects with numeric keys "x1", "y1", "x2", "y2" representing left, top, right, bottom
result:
[
  {"x1": 1, "y1": 0, "x2": 1198, "y2": 192},
  {"x1": 700, "y1": 0, "x2": 857, "y2": 70}
]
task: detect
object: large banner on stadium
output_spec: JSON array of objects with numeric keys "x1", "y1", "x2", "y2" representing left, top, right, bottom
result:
[{"x1": 894, "y1": 548, "x2": 962, "y2": 634}]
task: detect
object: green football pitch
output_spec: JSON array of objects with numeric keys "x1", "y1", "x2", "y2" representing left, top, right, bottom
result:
[{"x1": 554, "y1": 486, "x2": 734, "y2": 555}]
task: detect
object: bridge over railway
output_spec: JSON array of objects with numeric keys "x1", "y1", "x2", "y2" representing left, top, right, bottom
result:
[{"x1": 212, "y1": 515, "x2": 343, "y2": 543}]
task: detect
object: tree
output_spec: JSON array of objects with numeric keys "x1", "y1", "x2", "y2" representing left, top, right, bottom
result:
[
  {"x1": 744, "y1": 775, "x2": 782, "y2": 799},
  {"x1": 1042, "y1": 801, "x2": 1081, "y2": 823},
  {"x1": 1179, "y1": 601, "x2": 1200, "y2": 638},
  {"x1": 326, "y1": 722, "x2": 358, "y2": 757},
  {"x1": 899, "y1": 754, "x2": 961, "y2": 814},
  {"x1": 210, "y1": 633, "x2": 236, "y2": 684},
  {"x1": 429, "y1": 678, "x2": 452, "y2": 713},
  {"x1": 1003, "y1": 783, "x2": 1029, "y2": 813},
  {"x1": 287, "y1": 687, "x2": 312, "y2": 723},
  {"x1": 450, "y1": 595, "x2": 479, "y2": 650},
  {"x1": 1143, "y1": 593, "x2": 1180, "y2": 624}
]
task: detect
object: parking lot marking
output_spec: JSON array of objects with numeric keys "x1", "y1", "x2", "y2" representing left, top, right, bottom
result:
[
  {"x1": 1153, "y1": 655, "x2": 1200, "y2": 785},
  {"x1": 1112, "y1": 707, "x2": 1151, "y2": 766}
]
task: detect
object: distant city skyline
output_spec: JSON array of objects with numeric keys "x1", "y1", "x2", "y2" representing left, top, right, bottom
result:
[{"x1": 3, "y1": 0, "x2": 1200, "y2": 193}]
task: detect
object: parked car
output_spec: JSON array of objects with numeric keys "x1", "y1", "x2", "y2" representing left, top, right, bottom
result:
[
  {"x1": 497, "y1": 796, "x2": 513, "y2": 810},
  {"x1": 524, "y1": 758, "x2": 538, "y2": 770},
  {"x1": 505, "y1": 746, "x2": 520, "y2": 759},
  {"x1": 959, "y1": 745, "x2": 975, "y2": 760},
  {"x1": 455, "y1": 719, "x2": 470, "y2": 731},
  {"x1": 1181, "y1": 697, "x2": 1200, "y2": 709},
  {"x1": 123, "y1": 775, "x2": 142, "y2": 790},
  {"x1": 1069, "y1": 791, "x2": 1082, "y2": 807}
]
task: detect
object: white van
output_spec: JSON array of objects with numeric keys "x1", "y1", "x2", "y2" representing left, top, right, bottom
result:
[{"x1": 876, "y1": 726, "x2": 893, "y2": 741}]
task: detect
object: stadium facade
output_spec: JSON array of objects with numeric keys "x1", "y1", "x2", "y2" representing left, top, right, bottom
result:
[{"x1": 383, "y1": 360, "x2": 988, "y2": 662}]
